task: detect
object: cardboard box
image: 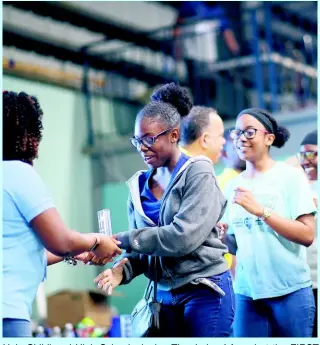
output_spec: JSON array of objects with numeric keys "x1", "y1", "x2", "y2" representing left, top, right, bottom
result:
[{"x1": 47, "y1": 290, "x2": 111, "y2": 328}]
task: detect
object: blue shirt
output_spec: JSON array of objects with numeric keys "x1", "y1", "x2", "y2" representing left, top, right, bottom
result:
[
  {"x1": 223, "y1": 162, "x2": 316, "y2": 299},
  {"x1": 3, "y1": 161, "x2": 55, "y2": 320},
  {"x1": 140, "y1": 153, "x2": 189, "y2": 225}
]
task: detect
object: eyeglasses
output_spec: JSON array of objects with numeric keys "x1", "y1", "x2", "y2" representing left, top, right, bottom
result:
[
  {"x1": 130, "y1": 128, "x2": 172, "y2": 149},
  {"x1": 230, "y1": 128, "x2": 269, "y2": 140},
  {"x1": 298, "y1": 151, "x2": 318, "y2": 162}
]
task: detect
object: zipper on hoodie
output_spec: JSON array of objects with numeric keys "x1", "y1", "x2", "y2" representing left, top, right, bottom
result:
[
  {"x1": 128, "y1": 158, "x2": 193, "y2": 226},
  {"x1": 156, "y1": 159, "x2": 194, "y2": 289},
  {"x1": 158, "y1": 158, "x2": 193, "y2": 222}
]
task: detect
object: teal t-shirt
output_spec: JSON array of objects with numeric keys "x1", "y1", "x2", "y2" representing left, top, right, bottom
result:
[{"x1": 224, "y1": 162, "x2": 316, "y2": 299}]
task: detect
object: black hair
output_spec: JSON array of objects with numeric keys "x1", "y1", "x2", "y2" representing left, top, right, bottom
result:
[
  {"x1": 136, "y1": 82, "x2": 193, "y2": 128},
  {"x1": 3, "y1": 91, "x2": 43, "y2": 164},
  {"x1": 180, "y1": 106, "x2": 217, "y2": 145},
  {"x1": 238, "y1": 108, "x2": 290, "y2": 148},
  {"x1": 301, "y1": 130, "x2": 317, "y2": 146}
]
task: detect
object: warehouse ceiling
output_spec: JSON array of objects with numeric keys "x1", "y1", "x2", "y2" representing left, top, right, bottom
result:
[{"x1": 3, "y1": 1, "x2": 317, "y2": 108}]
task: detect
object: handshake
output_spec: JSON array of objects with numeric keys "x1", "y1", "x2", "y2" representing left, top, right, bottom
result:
[
  {"x1": 62, "y1": 209, "x2": 127, "y2": 296},
  {"x1": 73, "y1": 234, "x2": 126, "y2": 296},
  {"x1": 73, "y1": 209, "x2": 122, "y2": 266},
  {"x1": 75, "y1": 234, "x2": 122, "y2": 266}
]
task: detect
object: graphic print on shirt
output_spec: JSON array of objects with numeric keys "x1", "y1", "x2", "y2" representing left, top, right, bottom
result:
[
  {"x1": 230, "y1": 191, "x2": 279, "y2": 236},
  {"x1": 225, "y1": 163, "x2": 316, "y2": 299}
]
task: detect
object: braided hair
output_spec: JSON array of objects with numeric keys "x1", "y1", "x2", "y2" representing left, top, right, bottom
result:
[{"x1": 3, "y1": 91, "x2": 43, "y2": 165}]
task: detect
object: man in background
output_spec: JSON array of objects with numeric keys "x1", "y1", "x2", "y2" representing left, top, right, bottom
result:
[
  {"x1": 179, "y1": 106, "x2": 232, "y2": 270},
  {"x1": 180, "y1": 106, "x2": 225, "y2": 163},
  {"x1": 299, "y1": 130, "x2": 318, "y2": 337}
]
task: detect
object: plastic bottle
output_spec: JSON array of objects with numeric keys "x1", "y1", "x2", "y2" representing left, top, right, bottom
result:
[
  {"x1": 35, "y1": 325, "x2": 46, "y2": 337},
  {"x1": 63, "y1": 323, "x2": 75, "y2": 337},
  {"x1": 51, "y1": 326, "x2": 62, "y2": 337}
]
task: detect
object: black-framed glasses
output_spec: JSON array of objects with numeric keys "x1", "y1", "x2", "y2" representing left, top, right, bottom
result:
[
  {"x1": 130, "y1": 128, "x2": 172, "y2": 149},
  {"x1": 230, "y1": 128, "x2": 269, "y2": 140},
  {"x1": 298, "y1": 151, "x2": 318, "y2": 162}
]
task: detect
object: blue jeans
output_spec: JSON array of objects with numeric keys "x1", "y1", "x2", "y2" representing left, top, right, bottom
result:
[
  {"x1": 157, "y1": 271, "x2": 235, "y2": 337},
  {"x1": 3, "y1": 318, "x2": 31, "y2": 337},
  {"x1": 234, "y1": 286, "x2": 315, "y2": 337}
]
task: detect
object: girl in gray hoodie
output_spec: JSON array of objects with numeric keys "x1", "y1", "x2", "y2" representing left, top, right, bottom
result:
[{"x1": 95, "y1": 83, "x2": 234, "y2": 337}]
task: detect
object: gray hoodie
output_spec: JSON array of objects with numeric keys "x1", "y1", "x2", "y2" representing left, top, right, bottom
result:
[{"x1": 117, "y1": 156, "x2": 228, "y2": 290}]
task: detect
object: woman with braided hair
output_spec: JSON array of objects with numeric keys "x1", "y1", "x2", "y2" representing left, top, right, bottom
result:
[{"x1": 2, "y1": 91, "x2": 122, "y2": 337}]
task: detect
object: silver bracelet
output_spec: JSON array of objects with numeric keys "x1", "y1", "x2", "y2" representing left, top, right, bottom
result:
[{"x1": 63, "y1": 256, "x2": 77, "y2": 266}]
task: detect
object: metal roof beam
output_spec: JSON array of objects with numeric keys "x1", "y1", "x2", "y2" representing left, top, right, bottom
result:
[
  {"x1": 3, "y1": 28, "x2": 174, "y2": 87},
  {"x1": 4, "y1": 1, "x2": 173, "y2": 54}
]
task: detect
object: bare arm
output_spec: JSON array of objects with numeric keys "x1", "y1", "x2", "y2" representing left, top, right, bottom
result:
[
  {"x1": 263, "y1": 213, "x2": 315, "y2": 247},
  {"x1": 47, "y1": 251, "x2": 98, "y2": 266},
  {"x1": 47, "y1": 251, "x2": 63, "y2": 266},
  {"x1": 12, "y1": 164, "x2": 121, "y2": 259},
  {"x1": 32, "y1": 208, "x2": 97, "y2": 256},
  {"x1": 234, "y1": 187, "x2": 315, "y2": 247},
  {"x1": 31, "y1": 208, "x2": 122, "y2": 258}
]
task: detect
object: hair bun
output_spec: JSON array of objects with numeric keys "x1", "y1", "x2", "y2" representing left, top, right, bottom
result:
[
  {"x1": 151, "y1": 82, "x2": 192, "y2": 117},
  {"x1": 273, "y1": 126, "x2": 290, "y2": 148}
]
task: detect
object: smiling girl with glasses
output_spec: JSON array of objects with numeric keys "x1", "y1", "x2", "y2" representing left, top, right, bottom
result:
[
  {"x1": 95, "y1": 83, "x2": 235, "y2": 337},
  {"x1": 222, "y1": 108, "x2": 316, "y2": 337}
]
